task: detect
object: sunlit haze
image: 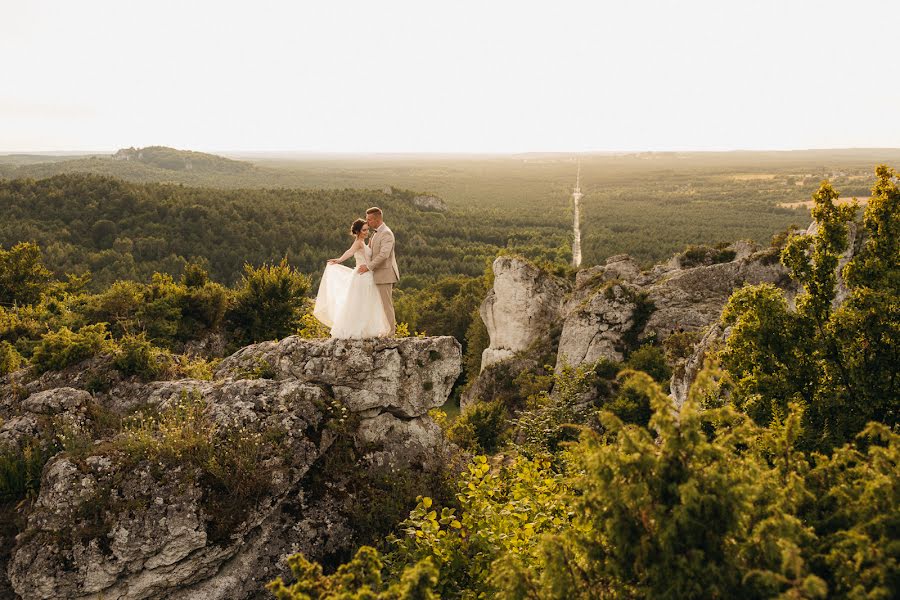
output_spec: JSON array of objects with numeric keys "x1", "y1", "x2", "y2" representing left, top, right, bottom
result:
[{"x1": 2, "y1": 0, "x2": 898, "y2": 153}]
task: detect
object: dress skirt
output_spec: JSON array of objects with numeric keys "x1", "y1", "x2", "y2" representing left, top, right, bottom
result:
[{"x1": 313, "y1": 263, "x2": 391, "y2": 338}]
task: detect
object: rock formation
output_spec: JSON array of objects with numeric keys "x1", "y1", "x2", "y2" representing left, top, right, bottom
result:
[
  {"x1": 0, "y1": 336, "x2": 461, "y2": 600},
  {"x1": 476, "y1": 242, "x2": 801, "y2": 406},
  {"x1": 479, "y1": 256, "x2": 571, "y2": 371}
]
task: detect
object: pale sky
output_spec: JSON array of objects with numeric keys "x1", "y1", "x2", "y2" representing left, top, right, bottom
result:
[{"x1": 1, "y1": 0, "x2": 898, "y2": 153}]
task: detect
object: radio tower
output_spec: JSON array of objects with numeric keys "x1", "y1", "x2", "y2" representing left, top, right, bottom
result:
[{"x1": 571, "y1": 161, "x2": 583, "y2": 267}]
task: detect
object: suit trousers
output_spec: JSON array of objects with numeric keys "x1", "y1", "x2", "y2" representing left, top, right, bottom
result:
[{"x1": 377, "y1": 282, "x2": 395, "y2": 336}]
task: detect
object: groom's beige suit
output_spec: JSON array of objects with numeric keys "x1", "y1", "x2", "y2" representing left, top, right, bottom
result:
[{"x1": 367, "y1": 223, "x2": 399, "y2": 335}]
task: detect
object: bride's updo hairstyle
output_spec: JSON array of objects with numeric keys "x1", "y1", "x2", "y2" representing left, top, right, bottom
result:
[{"x1": 350, "y1": 218, "x2": 366, "y2": 237}]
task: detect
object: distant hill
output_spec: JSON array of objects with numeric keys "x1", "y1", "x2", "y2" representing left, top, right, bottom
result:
[
  {"x1": 0, "y1": 146, "x2": 255, "y2": 183},
  {"x1": 111, "y1": 146, "x2": 252, "y2": 173}
]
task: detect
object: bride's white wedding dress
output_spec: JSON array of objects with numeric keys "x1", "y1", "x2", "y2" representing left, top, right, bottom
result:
[{"x1": 313, "y1": 244, "x2": 391, "y2": 339}]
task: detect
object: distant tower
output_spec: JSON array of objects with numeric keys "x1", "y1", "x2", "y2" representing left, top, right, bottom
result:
[{"x1": 571, "y1": 161, "x2": 583, "y2": 267}]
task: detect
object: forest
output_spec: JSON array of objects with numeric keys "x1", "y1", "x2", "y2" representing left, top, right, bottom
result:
[
  {"x1": 8, "y1": 146, "x2": 900, "y2": 268},
  {"x1": 0, "y1": 151, "x2": 897, "y2": 598}
]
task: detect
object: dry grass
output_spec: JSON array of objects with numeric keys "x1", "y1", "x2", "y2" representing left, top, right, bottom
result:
[{"x1": 777, "y1": 196, "x2": 868, "y2": 209}]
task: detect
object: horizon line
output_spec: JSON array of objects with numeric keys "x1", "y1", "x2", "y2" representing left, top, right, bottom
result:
[{"x1": 3, "y1": 146, "x2": 900, "y2": 157}]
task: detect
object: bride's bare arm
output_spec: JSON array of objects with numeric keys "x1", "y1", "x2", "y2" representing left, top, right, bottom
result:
[{"x1": 328, "y1": 240, "x2": 362, "y2": 264}]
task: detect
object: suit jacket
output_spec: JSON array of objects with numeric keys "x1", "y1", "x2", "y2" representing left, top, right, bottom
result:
[{"x1": 368, "y1": 223, "x2": 400, "y2": 285}]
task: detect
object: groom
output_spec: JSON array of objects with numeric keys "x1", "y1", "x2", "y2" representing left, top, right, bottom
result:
[{"x1": 357, "y1": 206, "x2": 399, "y2": 336}]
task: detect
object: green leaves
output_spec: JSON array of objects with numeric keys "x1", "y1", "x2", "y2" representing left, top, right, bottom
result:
[
  {"x1": 721, "y1": 167, "x2": 899, "y2": 451},
  {"x1": 227, "y1": 258, "x2": 310, "y2": 346},
  {"x1": 0, "y1": 241, "x2": 52, "y2": 306}
]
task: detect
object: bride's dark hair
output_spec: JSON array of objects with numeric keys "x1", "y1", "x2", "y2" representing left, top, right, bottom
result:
[{"x1": 350, "y1": 218, "x2": 366, "y2": 237}]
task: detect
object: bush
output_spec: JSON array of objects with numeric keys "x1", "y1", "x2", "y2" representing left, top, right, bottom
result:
[
  {"x1": 268, "y1": 546, "x2": 439, "y2": 599},
  {"x1": 624, "y1": 343, "x2": 672, "y2": 384},
  {"x1": 603, "y1": 369, "x2": 654, "y2": 427},
  {"x1": 662, "y1": 328, "x2": 702, "y2": 364},
  {"x1": 174, "y1": 356, "x2": 220, "y2": 380},
  {"x1": 113, "y1": 333, "x2": 172, "y2": 380},
  {"x1": 0, "y1": 341, "x2": 23, "y2": 376},
  {"x1": 31, "y1": 323, "x2": 114, "y2": 374},
  {"x1": 227, "y1": 258, "x2": 310, "y2": 346},
  {"x1": 447, "y1": 399, "x2": 507, "y2": 454},
  {"x1": 513, "y1": 364, "x2": 597, "y2": 457},
  {"x1": 177, "y1": 279, "x2": 230, "y2": 341},
  {"x1": 0, "y1": 241, "x2": 52, "y2": 306},
  {"x1": 295, "y1": 300, "x2": 329, "y2": 339},
  {"x1": 0, "y1": 438, "x2": 55, "y2": 503},
  {"x1": 678, "y1": 243, "x2": 737, "y2": 268}
]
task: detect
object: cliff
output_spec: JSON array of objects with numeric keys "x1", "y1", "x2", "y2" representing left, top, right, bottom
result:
[{"x1": 0, "y1": 336, "x2": 461, "y2": 600}]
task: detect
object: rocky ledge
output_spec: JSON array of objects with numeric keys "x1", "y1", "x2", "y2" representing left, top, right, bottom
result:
[{"x1": 1, "y1": 336, "x2": 461, "y2": 600}]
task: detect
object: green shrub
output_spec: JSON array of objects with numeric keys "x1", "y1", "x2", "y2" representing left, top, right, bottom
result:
[
  {"x1": 390, "y1": 455, "x2": 573, "y2": 599},
  {"x1": 447, "y1": 399, "x2": 507, "y2": 454},
  {"x1": 0, "y1": 241, "x2": 52, "y2": 306},
  {"x1": 678, "y1": 243, "x2": 737, "y2": 268},
  {"x1": 31, "y1": 323, "x2": 114, "y2": 373},
  {"x1": 513, "y1": 364, "x2": 597, "y2": 457},
  {"x1": 0, "y1": 341, "x2": 23, "y2": 376},
  {"x1": 79, "y1": 279, "x2": 145, "y2": 337},
  {"x1": 0, "y1": 438, "x2": 55, "y2": 502},
  {"x1": 662, "y1": 328, "x2": 702, "y2": 364},
  {"x1": 175, "y1": 355, "x2": 220, "y2": 380},
  {"x1": 295, "y1": 300, "x2": 329, "y2": 339},
  {"x1": 268, "y1": 546, "x2": 439, "y2": 599},
  {"x1": 177, "y1": 279, "x2": 230, "y2": 341},
  {"x1": 603, "y1": 369, "x2": 654, "y2": 427},
  {"x1": 228, "y1": 258, "x2": 310, "y2": 346},
  {"x1": 113, "y1": 333, "x2": 172, "y2": 380},
  {"x1": 236, "y1": 357, "x2": 276, "y2": 380},
  {"x1": 624, "y1": 343, "x2": 672, "y2": 384}
]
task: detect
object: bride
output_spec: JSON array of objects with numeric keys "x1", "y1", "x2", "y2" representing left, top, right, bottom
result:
[{"x1": 313, "y1": 218, "x2": 391, "y2": 338}]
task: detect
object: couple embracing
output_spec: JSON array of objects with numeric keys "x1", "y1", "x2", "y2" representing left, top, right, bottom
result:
[{"x1": 313, "y1": 207, "x2": 399, "y2": 338}]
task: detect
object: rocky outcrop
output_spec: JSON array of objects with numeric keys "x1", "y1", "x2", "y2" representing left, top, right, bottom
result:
[
  {"x1": 471, "y1": 241, "x2": 801, "y2": 406},
  {"x1": 1, "y1": 336, "x2": 461, "y2": 600},
  {"x1": 411, "y1": 195, "x2": 448, "y2": 212},
  {"x1": 555, "y1": 282, "x2": 643, "y2": 370},
  {"x1": 479, "y1": 256, "x2": 571, "y2": 371},
  {"x1": 640, "y1": 251, "x2": 795, "y2": 341}
]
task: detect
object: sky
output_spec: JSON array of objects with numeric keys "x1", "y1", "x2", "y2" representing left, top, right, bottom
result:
[{"x1": 1, "y1": 0, "x2": 898, "y2": 153}]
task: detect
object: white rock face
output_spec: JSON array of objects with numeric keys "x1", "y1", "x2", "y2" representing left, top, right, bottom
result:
[
  {"x1": 472, "y1": 245, "x2": 804, "y2": 403},
  {"x1": 555, "y1": 283, "x2": 639, "y2": 370},
  {"x1": 480, "y1": 256, "x2": 570, "y2": 371},
  {"x1": 2, "y1": 336, "x2": 462, "y2": 600},
  {"x1": 642, "y1": 253, "x2": 793, "y2": 341}
]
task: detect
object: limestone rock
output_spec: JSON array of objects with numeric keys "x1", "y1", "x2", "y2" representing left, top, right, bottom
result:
[
  {"x1": 479, "y1": 256, "x2": 570, "y2": 371},
  {"x1": 0, "y1": 387, "x2": 92, "y2": 450},
  {"x1": 215, "y1": 336, "x2": 462, "y2": 418},
  {"x1": 556, "y1": 282, "x2": 640, "y2": 370},
  {"x1": 642, "y1": 252, "x2": 793, "y2": 341},
  {"x1": 411, "y1": 195, "x2": 448, "y2": 212},
  {"x1": 5, "y1": 336, "x2": 462, "y2": 600},
  {"x1": 669, "y1": 323, "x2": 727, "y2": 406}
]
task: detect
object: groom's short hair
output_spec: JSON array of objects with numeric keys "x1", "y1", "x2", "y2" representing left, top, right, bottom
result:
[{"x1": 366, "y1": 207, "x2": 383, "y2": 217}]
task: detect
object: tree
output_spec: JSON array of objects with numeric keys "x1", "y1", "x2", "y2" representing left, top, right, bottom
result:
[
  {"x1": 0, "y1": 242, "x2": 52, "y2": 306},
  {"x1": 721, "y1": 169, "x2": 900, "y2": 451}
]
